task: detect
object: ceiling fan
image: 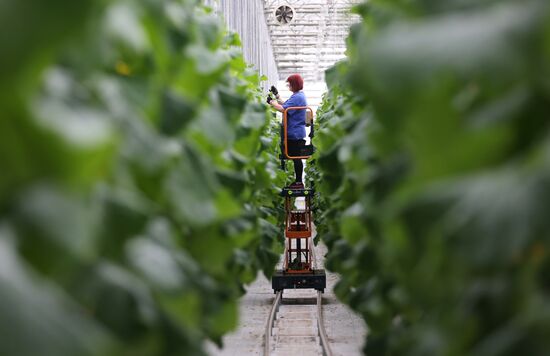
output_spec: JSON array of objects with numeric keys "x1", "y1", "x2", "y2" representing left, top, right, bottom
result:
[{"x1": 275, "y1": 5, "x2": 294, "y2": 24}]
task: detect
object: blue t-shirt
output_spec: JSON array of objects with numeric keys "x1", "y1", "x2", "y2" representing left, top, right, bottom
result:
[{"x1": 283, "y1": 91, "x2": 307, "y2": 140}]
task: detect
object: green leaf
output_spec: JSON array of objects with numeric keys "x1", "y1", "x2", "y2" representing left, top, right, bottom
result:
[{"x1": 0, "y1": 230, "x2": 115, "y2": 356}]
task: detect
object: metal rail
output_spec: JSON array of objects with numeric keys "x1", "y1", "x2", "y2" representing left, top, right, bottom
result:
[
  {"x1": 264, "y1": 291, "x2": 282, "y2": 356},
  {"x1": 264, "y1": 290, "x2": 332, "y2": 356},
  {"x1": 317, "y1": 291, "x2": 333, "y2": 356}
]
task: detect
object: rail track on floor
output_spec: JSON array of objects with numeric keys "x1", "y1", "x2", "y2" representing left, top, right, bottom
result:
[{"x1": 264, "y1": 289, "x2": 332, "y2": 356}]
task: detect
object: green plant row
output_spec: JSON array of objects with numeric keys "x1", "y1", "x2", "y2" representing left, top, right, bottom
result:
[
  {"x1": 0, "y1": 0, "x2": 284, "y2": 355},
  {"x1": 311, "y1": 0, "x2": 550, "y2": 355}
]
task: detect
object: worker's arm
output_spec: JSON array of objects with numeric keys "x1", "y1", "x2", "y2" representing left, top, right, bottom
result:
[{"x1": 270, "y1": 100, "x2": 285, "y2": 113}]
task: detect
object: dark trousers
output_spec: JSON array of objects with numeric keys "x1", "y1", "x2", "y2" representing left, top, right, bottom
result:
[{"x1": 288, "y1": 139, "x2": 305, "y2": 182}]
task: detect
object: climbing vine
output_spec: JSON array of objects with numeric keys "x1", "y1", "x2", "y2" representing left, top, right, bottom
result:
[
  {"x1": 313, "y1": 0, "x2": 550, "y2": 354},
  {"x1": 0, "y1": 0, "x2": 284, "y2": 355}
]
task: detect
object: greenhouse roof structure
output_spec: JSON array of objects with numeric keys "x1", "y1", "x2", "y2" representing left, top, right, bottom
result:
[
  {"x1": 264, "y1": 0, "x2": 361, "y2": 82},
  {"x1": 204, "y1": 0, "x2": 360, "y2": 85}
]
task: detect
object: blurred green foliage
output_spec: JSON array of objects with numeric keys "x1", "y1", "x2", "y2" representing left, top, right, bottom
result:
[
  {"x1": 311, "y1": 0, "x2": 550, "y2": 355},
  {"x1": 0, "y1": 0, "x2": 285, "y2": 355}
]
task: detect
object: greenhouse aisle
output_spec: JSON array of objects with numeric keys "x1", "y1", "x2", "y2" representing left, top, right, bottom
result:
[{"x1": 205, "y1": 239, "x2": 366, "y2": 356}]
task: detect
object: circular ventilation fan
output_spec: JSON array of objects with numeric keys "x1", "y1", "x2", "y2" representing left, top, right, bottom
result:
[{"x1": 275, "y1": 5, "x2": 294, "y2": 25}]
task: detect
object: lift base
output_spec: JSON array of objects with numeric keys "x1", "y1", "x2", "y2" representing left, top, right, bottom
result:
[{"x1": 272, "y1": 269, "x2": 326, "y2": 293}]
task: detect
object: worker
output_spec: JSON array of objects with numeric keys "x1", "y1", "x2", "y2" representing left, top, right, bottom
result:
[{"x1": 269, "y1": 74, "x2": 307, "y2": 189}]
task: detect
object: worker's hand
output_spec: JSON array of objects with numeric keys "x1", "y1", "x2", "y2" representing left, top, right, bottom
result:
[{"x1": 269, "y1": 85, "x2": 278, "y2": 96}]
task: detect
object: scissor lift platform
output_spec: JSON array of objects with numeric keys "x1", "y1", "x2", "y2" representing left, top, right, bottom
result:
[
  {"x1": 280, "y1": 187, "x2": 314, "y2": 197},
  {"x1": 271, "y1": 105, "x2": 325, "y2": 293},
  {"x1": 272, "y1": 269, "x2": 326, "y2": 293}
]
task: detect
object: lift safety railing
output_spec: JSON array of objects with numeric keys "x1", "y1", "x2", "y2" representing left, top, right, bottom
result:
[{"x1": 282, "y1": 106, "x2": 315, "y2": 160}]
